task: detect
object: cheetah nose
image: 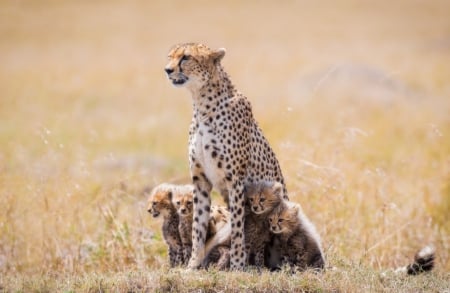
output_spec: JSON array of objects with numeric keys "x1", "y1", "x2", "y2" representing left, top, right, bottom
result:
[
  {"x1": 165, "y1": 67, "x2": 174, "y2": 75},
  {"x1": 181, "y1": 208, "x2": 186, "y2": 213},
  {"x1": 271, "y1": 226, "x2": 276, "y2": 230}
]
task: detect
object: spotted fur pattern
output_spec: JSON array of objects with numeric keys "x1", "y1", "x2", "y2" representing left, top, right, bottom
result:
[
  {"x1": 165, "y1": 43, "x2": 288, "y2": 270},
  {"x1": 172, "y1": 185, "x2": 231, "y2": 269},
  {"x1": 171, "y1": 184, "x2": 195, "y2": 264},
  {"x1": 146, "y1": 183, "x2": 184, "y2": 267},
  {"x1": 268, "y1": 200, "x2": 325, "y2": 271},
  {"x1": 244, "y1": 181, "x2": 283, "y2": 267}
]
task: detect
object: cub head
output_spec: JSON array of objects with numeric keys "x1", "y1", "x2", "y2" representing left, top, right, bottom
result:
[
  {"x1": 164, "y1": 43, "x2": 226, "y2": 91},
  {"x1": 268, "y1": 203, "x2": 299, "y2": 234},
  {"x1": 245, "y1": 181, "x2": 283, "y2": 215},
  {"x1": 146, "y1": 183, "x2": 175, "y2": 218},
  {"x1": 173, "y1": 189, "x2": 194, "y2": 218}
]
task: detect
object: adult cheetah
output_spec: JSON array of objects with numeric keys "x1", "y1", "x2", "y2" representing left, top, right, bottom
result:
[{"x1": 164, "y1": 43, "x2": 288, "y2": 269}]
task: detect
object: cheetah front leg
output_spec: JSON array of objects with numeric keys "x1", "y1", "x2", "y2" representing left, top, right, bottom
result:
[
  {"x1": 187, "y1": 176, "x2": 212, "y2": 269},
  {"x1": 182, "y1": 245, "x2": 192, "y2": 265},
  {"x1": 253, "y1": 244, "x2": 266, "y2": 268},
  {"x1": 168, "y1": 245, "x2": 183, "y2": 267},
  {"x1": 228, "y1": 181, "x2": 246, "y2": 270}
]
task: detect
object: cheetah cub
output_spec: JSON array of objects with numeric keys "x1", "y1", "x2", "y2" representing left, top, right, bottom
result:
[
  {"x1": 172, "y1": 189, "x2": 231, "y2": 269},
  {"x1": 268, "y1": 199, "x2": 325, "y2": 271},
  {"x1": 146, "y1": 183, "x2": 185, "y2": 267},
  {"x1": 244, "y1": 181, "x2": 284, "y2": 267},
  {"x1": 170, "y1": 184, "x2": 195, "y2": 264}
]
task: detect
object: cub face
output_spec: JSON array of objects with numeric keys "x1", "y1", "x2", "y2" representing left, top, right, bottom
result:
[
  {"x1": 268, "y1": 204, "x2": 299, "y2": 234},
  {"x1": 147, "y1": 184, "x2": 174, "y2": 218},
  {"x1": 246, "y1": 181, "x2": 283, "y2": 215},
  {"x1": 164, "y1": 43, "x2": 225, "y2": 89},
  {"x1": 173, "y1": 192, "x2": 194, "y2": 218}
]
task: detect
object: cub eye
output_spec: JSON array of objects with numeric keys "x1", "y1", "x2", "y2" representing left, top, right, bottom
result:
[
  {"x1": 152, "y1": 202, "x2": 156, "y2": 206},
  {"x1": 249, "y1": 198, "x2": 253, "y2": 202},
  {"x1": 278, "y1": 219, "x2": 283, "y2": 223},
  {"x1": 269, "y1": 218, "x2": 272, "y2": 222},
  {"x1": 260, "y1": 197, "x2": 265, "y2": 202},
  {"x1": 176, "y1": 201, "x2": 180, "y2": 206},
  {"x1": 187, "y1": 201, "x2": 193, "y2": 205}
]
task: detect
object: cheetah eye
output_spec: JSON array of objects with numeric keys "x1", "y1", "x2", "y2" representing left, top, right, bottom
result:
[
  {"x1": 269, "y1": 218, "x2": 272, "y2": 222},
  {"x1": 260, "y1": 197, "x2": 265, "y2": 203},
  {"x1": 249, "y1": 198, "x2": 253, "y2": 202},
  {"x1": 278, "y1": 219, "x2": 284, "y2": 223},
  {"x1": 180, "y1": 55, "x2": 190, "y2": 63},
  {"x1": 152, "y1": 202, "x2": 157, "y2": 206},
  {"x1": 176, "y1": 201, "x2": 180, "y2": 206},
  {"x1": 187, "y1": 201, "x2": 193, "y2": 205}
]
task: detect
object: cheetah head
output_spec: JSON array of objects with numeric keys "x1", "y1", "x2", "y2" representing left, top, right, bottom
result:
[
  {"x1": 245, "y1": 181, "x2": 283, "y2": 215},
  {"x1": 173, "y1": 191, "x2": 194, "y2": 218},
  {"x1": 268, "y1": 203, "x2": 299, "y2": 235},
  {"x1": 164, "y1": 43, "x2": 225, "y2": 91},
  {"x1": 146, "y1": 184, "x2": 175, "y2": 218}
]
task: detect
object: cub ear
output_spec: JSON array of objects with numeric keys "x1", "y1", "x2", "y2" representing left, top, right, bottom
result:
[
  {"x1": 167, "y1": 191, "x2": 173, "y2": 200},
  {"x1": 289, "y1": 205, "x2": 300, "y2": 218},
  {"x1": 210, "y1": 48, "x2": 226, "y2": 63},
  {"x1": 271, "y1": 182, "x2": 283, "y2": 198}
]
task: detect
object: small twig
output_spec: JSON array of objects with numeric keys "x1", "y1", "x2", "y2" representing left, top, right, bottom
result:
[{"x1": 364, "y1": 221, "x2": 411, "y2": 255}]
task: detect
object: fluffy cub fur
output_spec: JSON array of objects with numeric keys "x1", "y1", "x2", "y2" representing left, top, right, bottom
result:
[
  {"x1": 268, "y1": 199, "x2": 325, "y2": 271},
  {"x1": 244, "y1": 181, "x2": 284, "y2": 267},
  {"x1": 172, "y1": 187, "x2": 231, "y2": 270},
  {"x1": 146, "y1": 183, "x2": 184, "y2": 267},
  {"x1": 170, "y1": 184, "x2": 195, "y2": 264}
]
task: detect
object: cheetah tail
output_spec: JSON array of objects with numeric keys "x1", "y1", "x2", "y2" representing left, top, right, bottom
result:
[
  {"x1": 202, "y1": 222, "x2": 231, "y2": 266},
  {"x1": 394, "y1": 245, "x2": 435, "y2": 275}
]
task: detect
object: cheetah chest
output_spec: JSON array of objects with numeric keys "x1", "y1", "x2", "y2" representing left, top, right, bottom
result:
[{"x1": 191, "y1": 123, "x2": 227, "y2": 193}]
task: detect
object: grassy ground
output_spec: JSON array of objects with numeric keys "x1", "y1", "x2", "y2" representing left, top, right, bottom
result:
[{"x1": 1, "y1": 0, "x2": 449, "y2": 292}]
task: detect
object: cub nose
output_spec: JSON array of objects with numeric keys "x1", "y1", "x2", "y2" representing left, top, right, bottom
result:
[{"x1": 165, "y1": 67, "x2": 174, "y2": 75}]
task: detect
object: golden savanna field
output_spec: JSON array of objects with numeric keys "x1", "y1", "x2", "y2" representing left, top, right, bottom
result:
[{"x1": 1, "y1": 0, "x2": 449, "y2": 291}]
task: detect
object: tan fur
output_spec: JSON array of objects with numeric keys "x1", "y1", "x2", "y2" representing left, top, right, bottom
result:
[
  {"x1": 269, "y1": 200, "x2": 325, "y2": 271},
  {"x1": 172, "y1": 186, "x2": 231, "y2": 269},
  {"x1": 171, "y1": 184, "x2": 195, "y2": 264},
  {"x1": 244, "y1": 181, "x2": 283, "y2": 267},
  {"x1": 146, "y1": 183, "x2": 184, "y2": 267},
  {"x1": 165, "y1": 43, "x2": 288, "y2": 269}
]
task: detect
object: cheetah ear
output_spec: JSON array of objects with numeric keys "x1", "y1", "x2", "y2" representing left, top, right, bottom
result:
[
  {"x1": 287, "y1": 204, "x2": 300, "y2": 220},
  {"x1": 271, "y1": 182, "x2": 283, "y2": 198},
  {"x1": 210, "y1": 48, "x2": 226, "y2": 63}
]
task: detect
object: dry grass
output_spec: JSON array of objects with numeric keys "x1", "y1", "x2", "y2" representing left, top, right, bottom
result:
[{"x1": 0, "y1": 0, "x2": 449, "y2": 291}]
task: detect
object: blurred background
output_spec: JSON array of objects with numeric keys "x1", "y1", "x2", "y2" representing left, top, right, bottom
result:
[{"x1": 0, "y1": 0, "x2": 449, "y2": 274}]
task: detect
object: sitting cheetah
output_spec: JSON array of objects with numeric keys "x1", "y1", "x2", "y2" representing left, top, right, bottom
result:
[
  {"x1": 170, "y1": 184, "x2": 195, "y2": 264},
  {"x1": 146, "y1": 183, "x2": 184, "y2": 267},
  {"x1": 244, "y1": 181, "x2": 283, "y2": 267},
  {"x1": 268, "y1": 199, "x2": 325, "y2": 271},
  {"x1": 172, "y1": 187, "x2": 230, "y2": 269},
  {"x1": 165, "y1": 43, "x2": 289, "y2": 270}
]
